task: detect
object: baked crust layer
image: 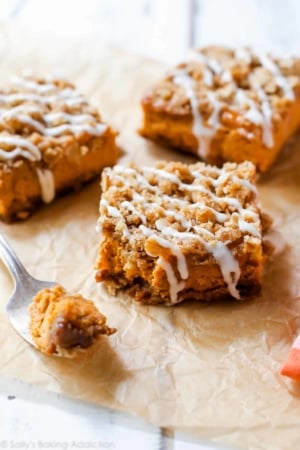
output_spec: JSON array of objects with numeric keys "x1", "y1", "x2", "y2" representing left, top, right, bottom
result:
[
  {"x1": 29, "y1": 285, "x2": 116, "y2": 357},
  {"x1": 140, "y1": 46, "x2": 300, "y2": 172},
  {"x1": 0, "y1": 74, "x2": 118, "y2": 221},
  {"x1": 95, "y1": 160, "x2": 271, "y2": 305}
]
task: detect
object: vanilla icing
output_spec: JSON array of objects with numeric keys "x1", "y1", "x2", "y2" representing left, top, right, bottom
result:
[
  {"x1": 173, "y1": 71, "x2": 215, "y2": 158},
  {"x1": 0, "y1": 136, "x2": 41, "y2": 161},
  {"x1": 36, "y1": 168, "x2": 55, "y2": 203}
]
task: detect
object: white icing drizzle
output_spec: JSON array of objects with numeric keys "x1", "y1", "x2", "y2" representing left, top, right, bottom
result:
[
  {"x1": 176, "y1": 47, "x2": 296, "y2": 154},
  {"x1": 44, "y1": 112, "x2": 96, "y2": 124},
  {"x1": 235, "y1": 48, "x2": 294, "y2": 147},
  {"x1": 36, "y1": 168, "x2": 55, "y2": 203},
  {"x1": 235, "y1": 87, "x2": 274, "y2": 147},
  {"x1": 232, "y1": 175, "x2": 258, "y2": 194},
  {"x1": 231, "y1": 212, "x2": 260, "y2": 238},
  {"x1": 121, "y1": 200, "x2": 147, "y2": 224},
  {"x1": 198, "y1": 204, "x2": 227, "y2": 223},
  {"x1": 0, "y1": 105, "x2": 106, "y2": 137},
  {"x1": 100, "y1": 165, "x2": 261, "y2": 302},
  {"x1": 234, "y1": 48, "x2": 252, "y2": 64},
  {"x1": 207, "y1": 91, "x2": 222, "y2": 131},
  {"x1": 189, "y1": 50, "x2": 233, "y2": 85},
  {"x1": 173, "y1": 71, "x2": 215, "y2": 158},
  {"x1": 0, "y1": 137, "x2": 55, "y2": 204},
  {"x1": 133, "y1": 189, "x2": 226, "y2": 225},
  {"x1": 202, "y1": 69, "x2": 213, "y2": 87},
  {"x1": 211, "y1": 242, "x2": 241, "y2": 298},
  {"x1": 100, "y1": 199, "x2": 130, "y2": 239},
  {"x1": 0, "y1": 147, "x2": 35, "y2": 161},
  {"x1": 187, "y1": 50, "x2": 218, "y2": 86},
  {"x1": 189, "y1": 50, "x2": 222, "y2": 75},
  {"x1": 0, "y1": 136, "x2": 41, "y2": 161},
  {"x1": 142, "y1": 228, "x2": 187, "y2": 304},
  {"x1": 255, "y1": 51, "x2": 295, "y2": 100},
  {"x1": 145, "y1": 221, "x2": 241, "y2": 299},
  {"x1": 163, "y1": 195, "x2": 227, "y2": 223},
  {"x1": 10, "y1": 75, "x2": 56, "y2": 94},
  {"x1": 0, "y1": 104, "x2": 40, "y2": 116},
  {"x1": 118, "y1": 165, "x2": 259, "y2": 224},
  {"x1": 143, "y1": 167, "x2": 258, "y2": 219},
  {"x1": 100, "y1": 198, "x2": 123, "y2": 218},
  {"x1": 235, "y1": 89, "x2": 263, "y2": 125},
  {"x1": 157, "y1": 257, "x2": 185, "y2": 304},
  {"x1": 140, "y1": 224, "x2": 188, "y2": 281},
  {"x1": 220, "y1": 70, "x2": 233, "y2": 83},
  {"x1": 0, "y1": 111, "x2": 106, "y2": 137},
  {"x1": 256, "y1": 87, "x2": 274, "y2": 147},
  {"x1": 0, "y1": 91, "x2": 85, "y2": 107}
]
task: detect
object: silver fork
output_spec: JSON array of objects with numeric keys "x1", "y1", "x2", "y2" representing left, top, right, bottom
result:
[{"x1": 0, "y1": 233, "x2": 56, "y2": 347}]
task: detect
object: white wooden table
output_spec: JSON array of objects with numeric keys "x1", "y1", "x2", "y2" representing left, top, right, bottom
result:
[
  {"x1": 2, "y1": 0, "x2": 300, "y2": 62},
  {"x1": 0, "y1": 1, "x2": 300, "y2": 448}
]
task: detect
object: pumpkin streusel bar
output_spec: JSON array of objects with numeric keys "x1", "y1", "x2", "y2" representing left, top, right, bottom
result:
[
  {"x1": 0, "y1": 74, "x2": 118, "y2": 221},
  {"x1": 140, "y1": 46, "x2": 300, "y2": 172},
  {"x1": 95, "y1": 160, "x2": 271, "y2": 305}
]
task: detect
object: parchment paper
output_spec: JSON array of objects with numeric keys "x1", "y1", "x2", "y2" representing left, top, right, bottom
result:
[{"x1": 0, "y1": 22, "x2": 300, "y2": 450}]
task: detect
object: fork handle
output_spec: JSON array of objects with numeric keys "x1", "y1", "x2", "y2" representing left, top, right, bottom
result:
[{"x1": 0, "y1": 234, "x2": 30, "y2": 285}]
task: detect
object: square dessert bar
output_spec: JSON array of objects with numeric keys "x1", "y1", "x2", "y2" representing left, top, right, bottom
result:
[
  {"x1": 140, "y1": 46, "x2": 300, "y2": 172},
  {"x1": 95, "y1": 160, "x2": 270, "y2": 305},
  {"x1": 0, "y1": 74, "x2": 118, "y2": 221}
]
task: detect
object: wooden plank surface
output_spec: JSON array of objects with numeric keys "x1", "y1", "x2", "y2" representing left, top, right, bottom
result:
[
  {"x1": 2, "y1": 0, "x2": 193, "y2": 63},
  {"x1": 194, "y1": 0, "x2": 300, "y2": 53},
  {"x1": 2, "y1": 0, "x2": 300, "y2": 63}
]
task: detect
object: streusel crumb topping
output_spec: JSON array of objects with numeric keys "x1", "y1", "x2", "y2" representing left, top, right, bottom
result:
[{"x1": 0, "y1": 74, "x2": 107, "y2": 165}]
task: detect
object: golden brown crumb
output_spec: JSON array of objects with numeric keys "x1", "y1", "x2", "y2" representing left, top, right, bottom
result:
[{"x1": 29, "y1": 285, "x2": 116, "y2": 357}]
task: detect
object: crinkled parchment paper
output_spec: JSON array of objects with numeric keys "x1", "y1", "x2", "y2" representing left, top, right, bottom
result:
[{"x1": 0, "y1": 23, "x2": 300, "y2": 450}]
